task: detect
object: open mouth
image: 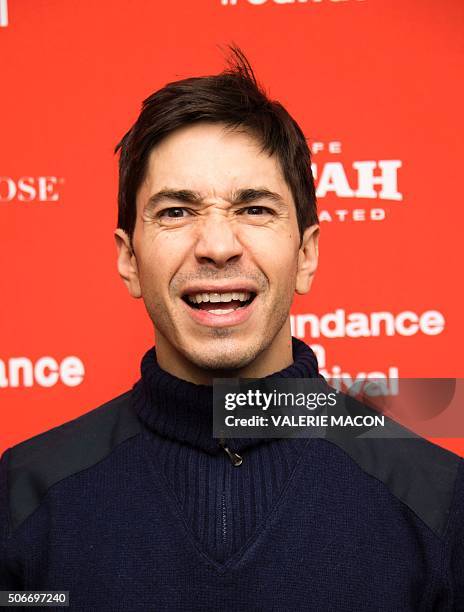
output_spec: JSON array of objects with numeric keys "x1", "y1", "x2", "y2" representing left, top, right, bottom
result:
[{"x1": 182, "y1": 291, "x2": 257, "y2": 315}]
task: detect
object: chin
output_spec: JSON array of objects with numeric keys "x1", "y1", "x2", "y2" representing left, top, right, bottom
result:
[{"x1": 185, "y1": 337, "x2": 260, "y2": 372}]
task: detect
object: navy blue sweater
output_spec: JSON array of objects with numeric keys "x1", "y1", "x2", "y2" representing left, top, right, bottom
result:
[{"x1": 1, "y1": 338, "x2": 463, "y2": 611}]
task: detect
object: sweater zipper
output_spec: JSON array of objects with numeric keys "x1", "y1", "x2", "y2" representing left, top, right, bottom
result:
[{"x1": 218, "y1": 437, "x2": 243, "y2": 466}]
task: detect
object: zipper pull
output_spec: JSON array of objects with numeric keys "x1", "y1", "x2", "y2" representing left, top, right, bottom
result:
[{"x1": 219, "y1": 438, "x2": 243, "y2": 466}]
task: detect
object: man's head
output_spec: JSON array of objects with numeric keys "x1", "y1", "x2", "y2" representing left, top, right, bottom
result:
[{"x1": 115, "y1": 47, "x2": 319, "y2": 382}]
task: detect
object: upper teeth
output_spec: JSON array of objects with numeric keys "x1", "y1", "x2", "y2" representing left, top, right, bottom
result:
[{"x1": 187, "y1": 292, "x2": 251, "y2": 304}]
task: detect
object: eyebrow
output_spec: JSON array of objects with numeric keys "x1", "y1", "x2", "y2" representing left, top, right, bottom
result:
[{"x1": 143, "y1": 187, "x2": 287, "y2": 212}]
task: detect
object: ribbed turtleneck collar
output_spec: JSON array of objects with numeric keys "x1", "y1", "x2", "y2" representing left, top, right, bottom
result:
[{"x1": 132, "y1": 336, "x2": 320, "y2": 455}]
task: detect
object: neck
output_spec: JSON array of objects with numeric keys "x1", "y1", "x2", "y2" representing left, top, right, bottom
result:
[
  {"x1": 154, "y1": 320, "x2": 294, "y2": 384},
  {"x1": 132, "y1": 333, "x2": 321, "y2": 455}
]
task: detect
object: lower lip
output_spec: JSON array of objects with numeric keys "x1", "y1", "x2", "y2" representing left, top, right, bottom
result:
[{"x1": 181, "y1": 297, "x2": 257, "y2": 327}]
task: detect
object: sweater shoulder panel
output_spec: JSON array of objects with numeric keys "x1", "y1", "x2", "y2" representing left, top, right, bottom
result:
[
  {"x1": 324, "y1": 397, "x2": 462, "y2": 539},
  {"x1": 5, "y1": 390, "x2": 142, "y2": 534}
]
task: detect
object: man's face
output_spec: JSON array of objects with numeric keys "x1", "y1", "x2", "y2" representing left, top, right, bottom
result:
[{"x1": 116, "y1": 122, "x2": 318, "y2": 376}]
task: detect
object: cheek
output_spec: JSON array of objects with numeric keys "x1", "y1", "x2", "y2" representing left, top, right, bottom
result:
[
  {"x1": 137, "y1": 235, "x2": 186, "y2": 295},
  {"x1": 243, "y1": 231, "x2": 299, "y2": 277}
]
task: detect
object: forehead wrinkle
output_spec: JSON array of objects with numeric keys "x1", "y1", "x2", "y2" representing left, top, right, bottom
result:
[{"x1": 198, "y1": 187, "x2": 286, "y2": 205}]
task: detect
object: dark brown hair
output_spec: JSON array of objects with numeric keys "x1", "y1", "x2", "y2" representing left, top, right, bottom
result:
[{"x1": 115, "y1": 46, "x2": 317, "y2": 245}]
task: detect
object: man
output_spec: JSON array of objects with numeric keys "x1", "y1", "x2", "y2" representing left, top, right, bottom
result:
[{"x1": 1, "y1": 48, "x2": 463, "y2": 611}]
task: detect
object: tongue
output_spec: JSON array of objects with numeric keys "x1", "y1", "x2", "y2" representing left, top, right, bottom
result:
[{"x1": 197, "y1": 299, "x2": 243, "y2": 311}]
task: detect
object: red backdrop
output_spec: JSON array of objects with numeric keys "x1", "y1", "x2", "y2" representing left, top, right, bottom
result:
[{"x1": 1, "y1": 0, "x2": 463, "y2": 456}]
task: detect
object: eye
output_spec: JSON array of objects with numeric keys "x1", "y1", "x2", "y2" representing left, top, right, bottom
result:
[
  {"x1": 240, "y1": 206, "x2": 273, "y2": 215},
  {"x1": 158, "y1": 207, "x2": 190, "y2": 218}
]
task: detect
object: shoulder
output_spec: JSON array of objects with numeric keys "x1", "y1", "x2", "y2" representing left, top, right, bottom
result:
[
  {"x1": 1, "y1": 390, "x2": 142, "y2": 533},
  {"x1": 322, "y1": 392, "x2": 464, "y2": 539}
]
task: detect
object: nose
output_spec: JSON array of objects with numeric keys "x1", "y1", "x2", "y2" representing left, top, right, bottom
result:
[{"x1": 194, "y1": 214, "x2": 243, "y2": 267}]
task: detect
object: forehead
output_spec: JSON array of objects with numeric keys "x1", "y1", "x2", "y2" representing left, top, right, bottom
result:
[{"x1": 137, "y1": 122, "x2": 292, "y2": 202}]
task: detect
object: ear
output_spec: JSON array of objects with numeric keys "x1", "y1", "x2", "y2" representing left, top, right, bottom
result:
[
  {"x1": 114, "y1": 229, "x2": 142, "y2": 299},
  {"x1": 295, "y1": 224, "x2": 319, "y2": 295}
]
